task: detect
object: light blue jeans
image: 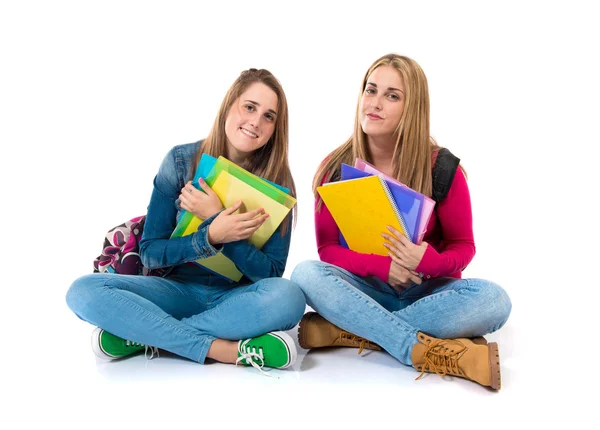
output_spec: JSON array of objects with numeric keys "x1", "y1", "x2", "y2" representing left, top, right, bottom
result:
[
  {"x1": 290, "y1": 260, "x2": 511, "y2": 365},
  {"x1": 66, "y1": 272, "x2": 306, "y2": 363}
]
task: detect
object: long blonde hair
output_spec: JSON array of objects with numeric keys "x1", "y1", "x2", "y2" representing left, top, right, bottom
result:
[
  {"x1": 193, "y1": 68, "x2": 296, "y2": 232},
  {"x1": 313, "y1": 54, "x2": 440, "y2": 207}
]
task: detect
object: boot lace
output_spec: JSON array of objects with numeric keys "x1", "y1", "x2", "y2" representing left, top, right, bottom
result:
[
  {"x1": 339, "y1": 332, "x2": 377, "y2": 355},
  {"x1": 235, "y1": 339, "x2": 276, "y2": 378},
  {"x1": 416, "y1": 339, "x2": 466, "y2": 380}
]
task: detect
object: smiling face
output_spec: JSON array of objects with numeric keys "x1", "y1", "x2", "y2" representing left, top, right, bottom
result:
[
  {"x1": 359, "y1": 65, "x2": 406, "y2": 140},
  {"x1": 224, "y1": 82, "x2": 278, "y2": 161}
]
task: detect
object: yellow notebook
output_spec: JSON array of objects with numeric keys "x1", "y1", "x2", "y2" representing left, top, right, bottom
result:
[
  {"x1": 211, "y1": 170, "x2": 291, "y2": 248},
  {"x1": 317, "y1": 175, "x2": 410, "y2": 256},
  {"x1": 180, "y1": 170, "x2": 292, "y2": 281}
]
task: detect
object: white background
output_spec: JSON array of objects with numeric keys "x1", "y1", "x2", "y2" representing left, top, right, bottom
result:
[{"x1": 1, "y1": 0, "x2": 598, "y2": 428}]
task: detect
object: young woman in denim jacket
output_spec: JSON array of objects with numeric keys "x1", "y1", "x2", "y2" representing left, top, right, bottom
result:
[
  {"x1": 67, "y1": 69, "x2": 306, "y2": 374},
  {"x1": 291, "y1": 54, "x2": 512, "y2": 390}
]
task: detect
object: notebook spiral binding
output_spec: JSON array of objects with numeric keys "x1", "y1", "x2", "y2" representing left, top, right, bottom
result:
[{"x1": 378, "y1": 176, "x2": 412, "y2": 242}]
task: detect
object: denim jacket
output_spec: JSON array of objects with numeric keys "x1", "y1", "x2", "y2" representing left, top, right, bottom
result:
[{"x1": 139, "y1": 141, "x2": 292, "y2": 286}]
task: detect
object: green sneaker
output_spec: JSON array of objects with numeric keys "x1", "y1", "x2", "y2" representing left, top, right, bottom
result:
[
  {"x1": 91, "y1": 327, "x2": 157, "y2": 360},
  {"x1": 236, "y1": 331, "x2": 297, "y2": 374}
]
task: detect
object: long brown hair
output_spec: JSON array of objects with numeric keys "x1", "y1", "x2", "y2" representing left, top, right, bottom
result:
[
  {"x1": 313, "y1": 54, "x2": 443, "y2": 208},
  {"x1": 192, "y1": 68, "x2": 296, "y2": 232}
]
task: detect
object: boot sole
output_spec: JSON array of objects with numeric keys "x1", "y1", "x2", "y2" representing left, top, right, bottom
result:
[
  {"x1": 297, "y1": 311, "x2": 317, "y2": 350},
  {"x1": 488, "y1": 342, "x2": 501, "y2": 390}
]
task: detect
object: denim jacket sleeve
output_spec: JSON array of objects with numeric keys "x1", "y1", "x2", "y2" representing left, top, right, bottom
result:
[
  {"x1": 139, "y1": 146, "x2": 221, "y2": 269},
  {"x1": 222, "y1": 215, "x2": 292, "y2": 282}
]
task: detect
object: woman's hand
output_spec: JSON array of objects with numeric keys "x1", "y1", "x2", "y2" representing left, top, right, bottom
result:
[
  {"x1": 387, "y1": 260, "x2": 422, "y2": 293},
  {"x1": 179, "y1": 178, "x2": 224, "y2": 220},
  {"x1": 382, "y1": 226, "x2": 428, "y2": 271},
  {"x1": 207, "y1": 201, "x2": 270, "y2": 245}
]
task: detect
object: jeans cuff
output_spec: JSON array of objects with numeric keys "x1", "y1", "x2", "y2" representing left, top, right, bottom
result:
[{"x1": 197, "y1": 335, "x2": 217, "y2": 364}]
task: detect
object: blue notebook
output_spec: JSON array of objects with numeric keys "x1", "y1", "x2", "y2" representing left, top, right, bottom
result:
[
  {"x1": 192, "y1": 154, "x2": 290, "y2": 194},
  {"x1": 340, "y1": 164, "x2": 423, "y2": 243}
]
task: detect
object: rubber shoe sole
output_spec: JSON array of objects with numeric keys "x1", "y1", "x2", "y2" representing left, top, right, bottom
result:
[
  {"x1": 488, "y1": 342, "x2": 501, "y2": 391},
  {"x1": 297, "y1": 312, "x2": 319, "y2": 350}
]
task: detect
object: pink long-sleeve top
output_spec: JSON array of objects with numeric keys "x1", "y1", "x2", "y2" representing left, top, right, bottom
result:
[{"x1": 315, "y1": 158, "x2": 476, "y2": 282}]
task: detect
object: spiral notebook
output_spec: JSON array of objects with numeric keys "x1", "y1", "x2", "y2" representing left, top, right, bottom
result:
[
  {"x1": 354, "y1": 158, "x2": 435, "y2": 244},
  {"x1": 317, "y1": 175, "x2": 410, "y2": 256},
  {"x1": 341, "y1": 163, "x2": 422, "y2": 243}
]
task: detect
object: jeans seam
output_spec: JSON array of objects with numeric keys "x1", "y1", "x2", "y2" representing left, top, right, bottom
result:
[{"x1": 197, "y1": 336, "x2": 215, "y2": 364}]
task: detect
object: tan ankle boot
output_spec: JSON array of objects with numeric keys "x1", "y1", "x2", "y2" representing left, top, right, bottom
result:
[
  {"x1": 411, "y1": 332, "x2": 501, "y2": 390},
  {"x1": 298, "y1": 312, "x2": 382, "y2": 354}
]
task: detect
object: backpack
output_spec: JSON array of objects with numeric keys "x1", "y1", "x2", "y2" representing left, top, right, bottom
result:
[
  {"x1": 93, "y1": 215, "x2": 167, "y2": 277},
  {"x1": 431, "y1": 147, "x2": 460, "y2": 204}
]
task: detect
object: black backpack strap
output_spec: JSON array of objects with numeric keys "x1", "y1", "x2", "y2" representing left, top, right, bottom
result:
[{"x1": 432, "y1": 148, "x2": 460, "y2": 203}]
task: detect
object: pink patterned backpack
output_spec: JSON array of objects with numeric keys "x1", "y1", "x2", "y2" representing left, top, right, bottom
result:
[{"x1": 93, "y1": 216, "x2": 166, "y2": 276}]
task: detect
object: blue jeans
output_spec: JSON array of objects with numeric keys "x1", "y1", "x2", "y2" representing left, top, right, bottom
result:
[
  {"x1": 66, "y1": 272, "x2": 306, "y2": 363},
  {"x1": 290, "y1": 261, "x2": 511, "y2": 365}
]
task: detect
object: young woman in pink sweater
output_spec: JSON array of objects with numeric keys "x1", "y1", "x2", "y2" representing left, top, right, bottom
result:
[{"x1": 290, "y1": 54, "x2": 511, "y2": 390}]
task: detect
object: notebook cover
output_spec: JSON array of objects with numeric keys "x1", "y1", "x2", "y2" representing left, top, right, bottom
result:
[
  {"x1": 341, "y1": 164, "x2": 421, "y2": 243},
  {"x1": 317, "y1": 175, "x2": 410, "y2": 256},
  {"x1": 354, "y1": 158, "x2": 435, "y2": 244}
]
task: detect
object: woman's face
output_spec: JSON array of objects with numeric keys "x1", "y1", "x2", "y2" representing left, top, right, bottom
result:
[
  {"x1": 359, "y1": 65, "x2": 406, "y2": 140},
  {"x1": 224, "y1": 82, "x2": 278, "y2": 158}
]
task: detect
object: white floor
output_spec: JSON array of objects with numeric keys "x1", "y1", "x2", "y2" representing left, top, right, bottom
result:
[{"x1": 5, "y1": 288, "x2": 585, "y2": 430}]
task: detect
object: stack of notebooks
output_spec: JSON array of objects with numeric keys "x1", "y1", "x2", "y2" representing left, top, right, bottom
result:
[
  {"x1": 171, "y1": 154, "x2": 296, "y2": 281},
  {"x1": 317, "y1": 159, "x2": 435, "y2": 256}
]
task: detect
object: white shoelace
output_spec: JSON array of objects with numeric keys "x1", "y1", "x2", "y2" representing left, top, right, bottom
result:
[
  {"x1": 235, "y1": 339, "x2": 276, "y2": 378},
  {"x1": 126, "y1": 340, "x2": 142, "y2": 347},
  {"x1": 144, "y1": 345, "x2": 160, "y2": 360},
  {"x1": 122, "y1": 339, "x2": 159, "y2": 360}
]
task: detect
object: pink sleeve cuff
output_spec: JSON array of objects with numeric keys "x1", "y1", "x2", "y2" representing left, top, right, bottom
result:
[
  {"x1": 369, "y1": 254, "x2": 392, "y2": 283},
  {"x1": 415, "y1": 245, "x2": 441, "y2": 279}
]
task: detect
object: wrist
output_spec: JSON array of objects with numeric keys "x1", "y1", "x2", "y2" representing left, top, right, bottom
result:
[{"x1": 207, "y1": 224, "x2": 218, "y2": 245}]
